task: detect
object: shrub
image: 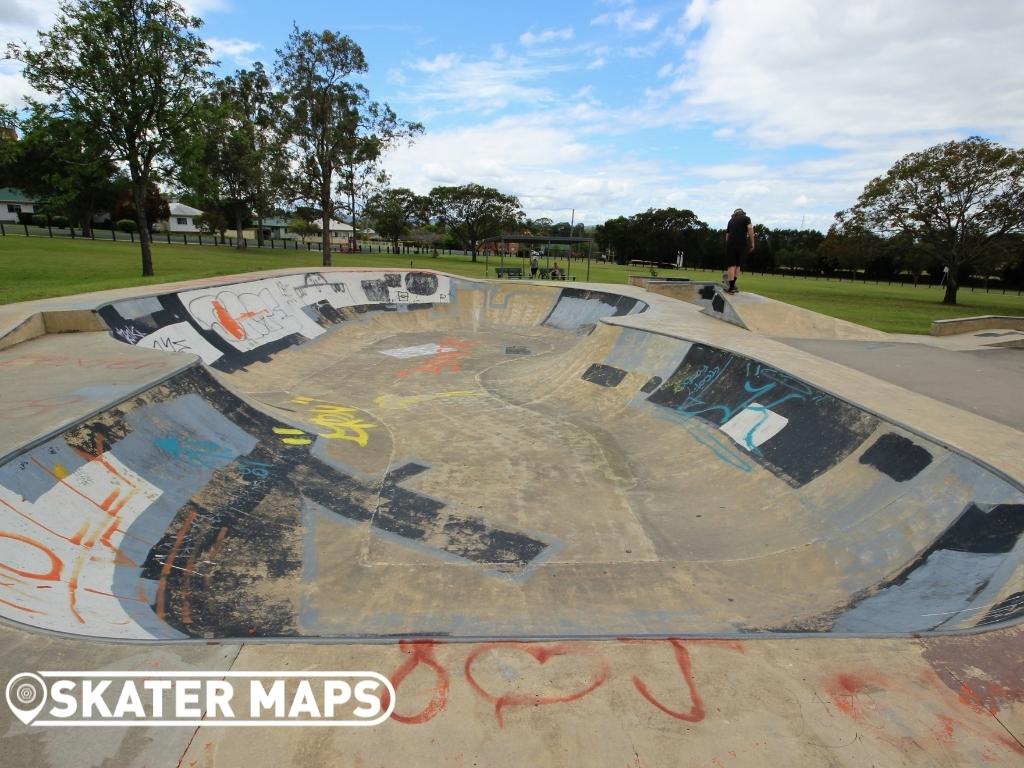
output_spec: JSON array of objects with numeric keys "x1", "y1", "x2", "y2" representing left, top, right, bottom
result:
[
  {"x1": 50, "y1": 215, "x2": 68, "y2": 228},
  {"x1": 116, "y1": 218, "x2": 138, "y2": 233},
  {"x1": 32, "y1": 214, "x2": 50, "y2": 226}
]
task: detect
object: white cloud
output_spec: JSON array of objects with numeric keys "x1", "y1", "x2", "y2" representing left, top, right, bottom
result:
[
  {"x1": 399, "y1": 53, "x2": 573, "y2": 116},
  {"x1": 592, "y1": 2, "x2": 660, "y2": 33},
  {"x1": 659, "y1": 0, "x2": 1024, "y2": 148},
  {"x1": 519, "y1": 27, "x2": 574, "y2": 47},
  {"x1": 206, "y1": 37, "x2": 260, "y2": 66},
  {"x1": 412, "y1": 53, "x2": 460, "y2": 73}
]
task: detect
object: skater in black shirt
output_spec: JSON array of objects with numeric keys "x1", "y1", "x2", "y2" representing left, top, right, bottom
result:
[{"x1": 725, "y1": 209, "x2": 754, "y2": 294}]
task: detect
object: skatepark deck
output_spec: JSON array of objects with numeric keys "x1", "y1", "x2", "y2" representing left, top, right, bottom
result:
[{"x1": 0, "y1": 269, "x2": 1021, "y2": 766}]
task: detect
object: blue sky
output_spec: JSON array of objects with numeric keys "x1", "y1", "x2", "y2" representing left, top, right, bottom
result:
[{"x1": 4, "y1": 0, "x2": 1024, "y2": 230}]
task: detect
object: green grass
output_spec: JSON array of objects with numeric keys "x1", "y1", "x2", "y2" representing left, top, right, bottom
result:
[{"x1": 1, "y1": 234, "x2": 1022, "y2": 334}]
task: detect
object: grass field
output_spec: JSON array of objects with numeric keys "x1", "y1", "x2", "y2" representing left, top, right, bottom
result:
[{"x1": 2, "y1": 234, "x2": 1022, "y2": 334}]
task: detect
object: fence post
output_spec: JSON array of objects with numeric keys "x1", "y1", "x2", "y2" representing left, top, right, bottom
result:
[
  {"x1": 183, "y1": 233, "x2": 188, "y2": 246},
  {"x1": 111, "y1": 228, "x2": 116, "y2": 241},
  {"x1": 166, "y1": 231, "x2": 171, "y2": 244},
  {"x1": 48, "y1": 223, "x2": 53, "y2": 237},
  {"x1": 130, "y1": 231, "x2": 134, "y2": 243},
  {"x1": 90, "y1": 228, "x2": 95, "y2": 240},
  {"x1": 0, "y1": 222, "x2": 4, "y2": 236},
  {"x1": 198, "y1": 233, "x2": 202, "y2": 246},
  {"x1": 70, "y1": 226, "x2": 75, "y2": 239}
]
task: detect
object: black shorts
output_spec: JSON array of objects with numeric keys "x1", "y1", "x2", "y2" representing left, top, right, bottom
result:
[{"x1": 726, "y1": 248, "x2": 746, "y2": 268}]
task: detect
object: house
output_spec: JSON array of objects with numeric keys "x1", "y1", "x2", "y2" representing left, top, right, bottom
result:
[
  {"x1": 326, "y1": 220, "x2": 354, "y2": 243},
  {"x1": 159, "y1": 202, "x2": 203, "y2": 233},
  {"x1": 0, "y1": 187, "x2": 36, "y2": 223}
]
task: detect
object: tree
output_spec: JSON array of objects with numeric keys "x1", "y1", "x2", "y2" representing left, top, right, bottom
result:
[
  {"x1": 843, "y1": 136, "x2": 1024, "y2": 304},
  {"x1": 427, "y1": 184, "x2": 523, "y2": 261},
  {"x1": 287, "y1": 215, "x2": 321, "y2": 244},
  {"x1": 364, "y1": 186, "x2": 424, "y2": 252},
  {"x1": 9, "y1": 0, "x2": 213, "y2": 276},
  {"x1": 335, "y1": 101, "x2": 422, "y2": 247},
  {"x1": 275, "y1": 27, "x2": 367, "y2": 265},
  {"x1": 15, "y1": 104, "x2": 119, "y2": 235},
  {"x1": 112, "y1": 181, "x2": 170, "y2": 232},
  {"x1": 216, "y1": 64, "x2": 287, "y2": 246},
  {"x1": 0, "y1": 106, "x2": 20, "y2": 186}
]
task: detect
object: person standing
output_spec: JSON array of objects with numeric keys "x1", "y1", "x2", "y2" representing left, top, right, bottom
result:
[
  {"x1": 725, "y1": 208, "x2": 754, "y2": 294},
  {"x1": 530, "y1": 251, "x2": 540, "y2": 278}
]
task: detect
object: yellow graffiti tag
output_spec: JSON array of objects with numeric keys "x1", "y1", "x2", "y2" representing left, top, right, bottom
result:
[
  {"x1": 272, "y1": 426, "x2": 313, "y2": 446},
  {"x1": 373, "y1": 390, "x2": 482, "y2": 411},
  {"x1": 288, "y1": 396, "x2": 377, "y2": 447}
]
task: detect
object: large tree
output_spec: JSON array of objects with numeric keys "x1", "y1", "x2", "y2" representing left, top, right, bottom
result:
[
  {"x1": 9, "y1": 0, "x2": 213, "y2": 276},
  {"x1": 427, "y1": 184, "x2": 523, "y2": 261},
  {"x1": 364, "y1": 186, "x2": 425, "y2": 252},
  {"x1": 181, "y1": 66, "x2": 285, "y2": 248},
  {"x1": 843, "y1": 136, "x2": 1024, "y2": 304},
  {"x1": 275, "y1": 27, "x2": 366, "y2": 265}
]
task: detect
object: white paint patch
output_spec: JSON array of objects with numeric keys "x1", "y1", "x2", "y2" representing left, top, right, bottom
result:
[
  {"x1": 719, "y1": 403, "x2": 788, "y2": 450},
  {"x1": 177, "y1": 272, "x2": 451, "y2": 354},
  {"x1": 0, "y1": 454, "x2": 165, "y2": 639},
  {"x1": 135, "y1": 322, "x2": 224, "y2": 365},
  {"x1": 378, "y1": 343, "x2": 457, "y2": 359}
]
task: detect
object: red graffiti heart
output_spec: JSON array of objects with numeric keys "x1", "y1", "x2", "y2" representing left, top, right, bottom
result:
[{"x1": 463, "y1": 642, "x2": 610, "y2": 727}]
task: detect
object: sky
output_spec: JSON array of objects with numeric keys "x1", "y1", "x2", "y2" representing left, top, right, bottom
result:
[{"x1": 2, "y1": 0, "x2": 1024, "y2": 230}]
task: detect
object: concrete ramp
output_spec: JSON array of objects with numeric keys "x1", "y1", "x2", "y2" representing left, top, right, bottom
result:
[{"x1": 0, "y1": 270, "x2": 1021, "y2": 642}]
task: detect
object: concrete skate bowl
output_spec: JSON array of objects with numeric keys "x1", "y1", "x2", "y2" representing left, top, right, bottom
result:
[{"x1": 1, "y1": 269, "x2": 1022, "y2": 642}]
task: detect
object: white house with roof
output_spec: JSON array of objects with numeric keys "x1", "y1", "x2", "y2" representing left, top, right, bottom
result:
[
  {"x1": 0, "y1": 188, "x2": 36, "y2": 223},
  {"x1": 160, "y1": 202, "x2": 203, "y2": 233}
]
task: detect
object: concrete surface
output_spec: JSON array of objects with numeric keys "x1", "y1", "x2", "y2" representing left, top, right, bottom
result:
[
  {"x1": 0, "y1": 268, "x2": 1021, "y2": 766},
  {"x1": 778, "y1": 338, "x2": 1024, "y2": 431}
]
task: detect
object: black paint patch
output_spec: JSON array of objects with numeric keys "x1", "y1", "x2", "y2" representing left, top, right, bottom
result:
[
  {"x1": 859, "y1": 432, "x2": 933, "y2": 482},
  {"x1": 72, "y1": 367, "x2": 551, "y2": 638},
  {"x1": 711, "y1": 293, "x2": 726, "y2": 313},
  {"x1": 360, "y1": 279, "x2": 390, "y2": 303},
  {"x1": 505, "y1": 345, "x2": 532, "y2": 355},
  {"x1": 640, "y1": 376, "x2": 663, "y2": 394},
  {"x1": 581, "y1": 363, "x2": 628, "y2": 388},
  {"x1": 405, "y1": 272, "x2": 439, "y2": 295},
  {"x1": 979, "y1": 592, "x2": 1024, "y2": 625},
  {"x1": 646, "y1": 343, "x2": 878, "y2": 487},
  {"x1": 931, "y1": 503, "x2": 1024, "y2": 555},
  {"x1": 384, "y1": 273, "x2": 402, "y2": 288},
  {"x1": 698, "y1": 285, "x2": 716, "y2": 300},
  {"x1": 541, "y1": 287, "x2": 642, "y2": 330}
]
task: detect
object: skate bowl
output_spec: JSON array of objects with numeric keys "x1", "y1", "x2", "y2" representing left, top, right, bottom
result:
[{"x1": 0, "y1": 269, "x2": 1022, "y2": 642}]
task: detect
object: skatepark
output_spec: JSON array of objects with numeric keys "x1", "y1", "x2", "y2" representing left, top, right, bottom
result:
[{"x1": 0, "y1": 268, "x2": 1021, "y2": 765}]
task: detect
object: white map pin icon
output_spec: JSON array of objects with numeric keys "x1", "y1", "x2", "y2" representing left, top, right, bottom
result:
[{"x1": 6, "y1": 673, "x2": 48, "y2": 725}]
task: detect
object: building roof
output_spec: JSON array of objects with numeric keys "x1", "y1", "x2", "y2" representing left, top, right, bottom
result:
[
  {"x1": 169, "y1": 202, "x2": 203, "y2": 217},
  {"x1": 327, "y1": 220, "x2": 353, "y2": 232},
  {"x1": 0, "y1": 187, "x2": 35, "y2": 204}
]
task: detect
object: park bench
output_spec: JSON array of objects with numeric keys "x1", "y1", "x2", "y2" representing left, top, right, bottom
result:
[{"x1": 494, "y1": 267, "x2": 524, "y2": 279}]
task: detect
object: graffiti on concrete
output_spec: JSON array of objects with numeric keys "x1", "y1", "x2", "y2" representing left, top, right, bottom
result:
[{"x1": 646, "y1": 344, "x2": 878, "y2": 487}]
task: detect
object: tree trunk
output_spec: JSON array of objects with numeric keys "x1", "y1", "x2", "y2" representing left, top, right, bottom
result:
[
  {"x1": 349, "y1": 185, "x2": 358, "y2": 251},
  {"x1": 469, "y1": 239, "x2": 477, "y2": 262},
  {"x1": 235, "y1": 209, "x2": 245, "y2": 249},
  {"x1": 256, "y1": 213, "x2": 264, "y2": 247},
  {"x1": 943, "y1": 276, "x2": 959, "y2": 305},
  {"x1": 321, "y1": 182, "x2": 332, "y2": 267},
  {"x1": 132, "y1": 178, "x2": 154, "y2": 277}
]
